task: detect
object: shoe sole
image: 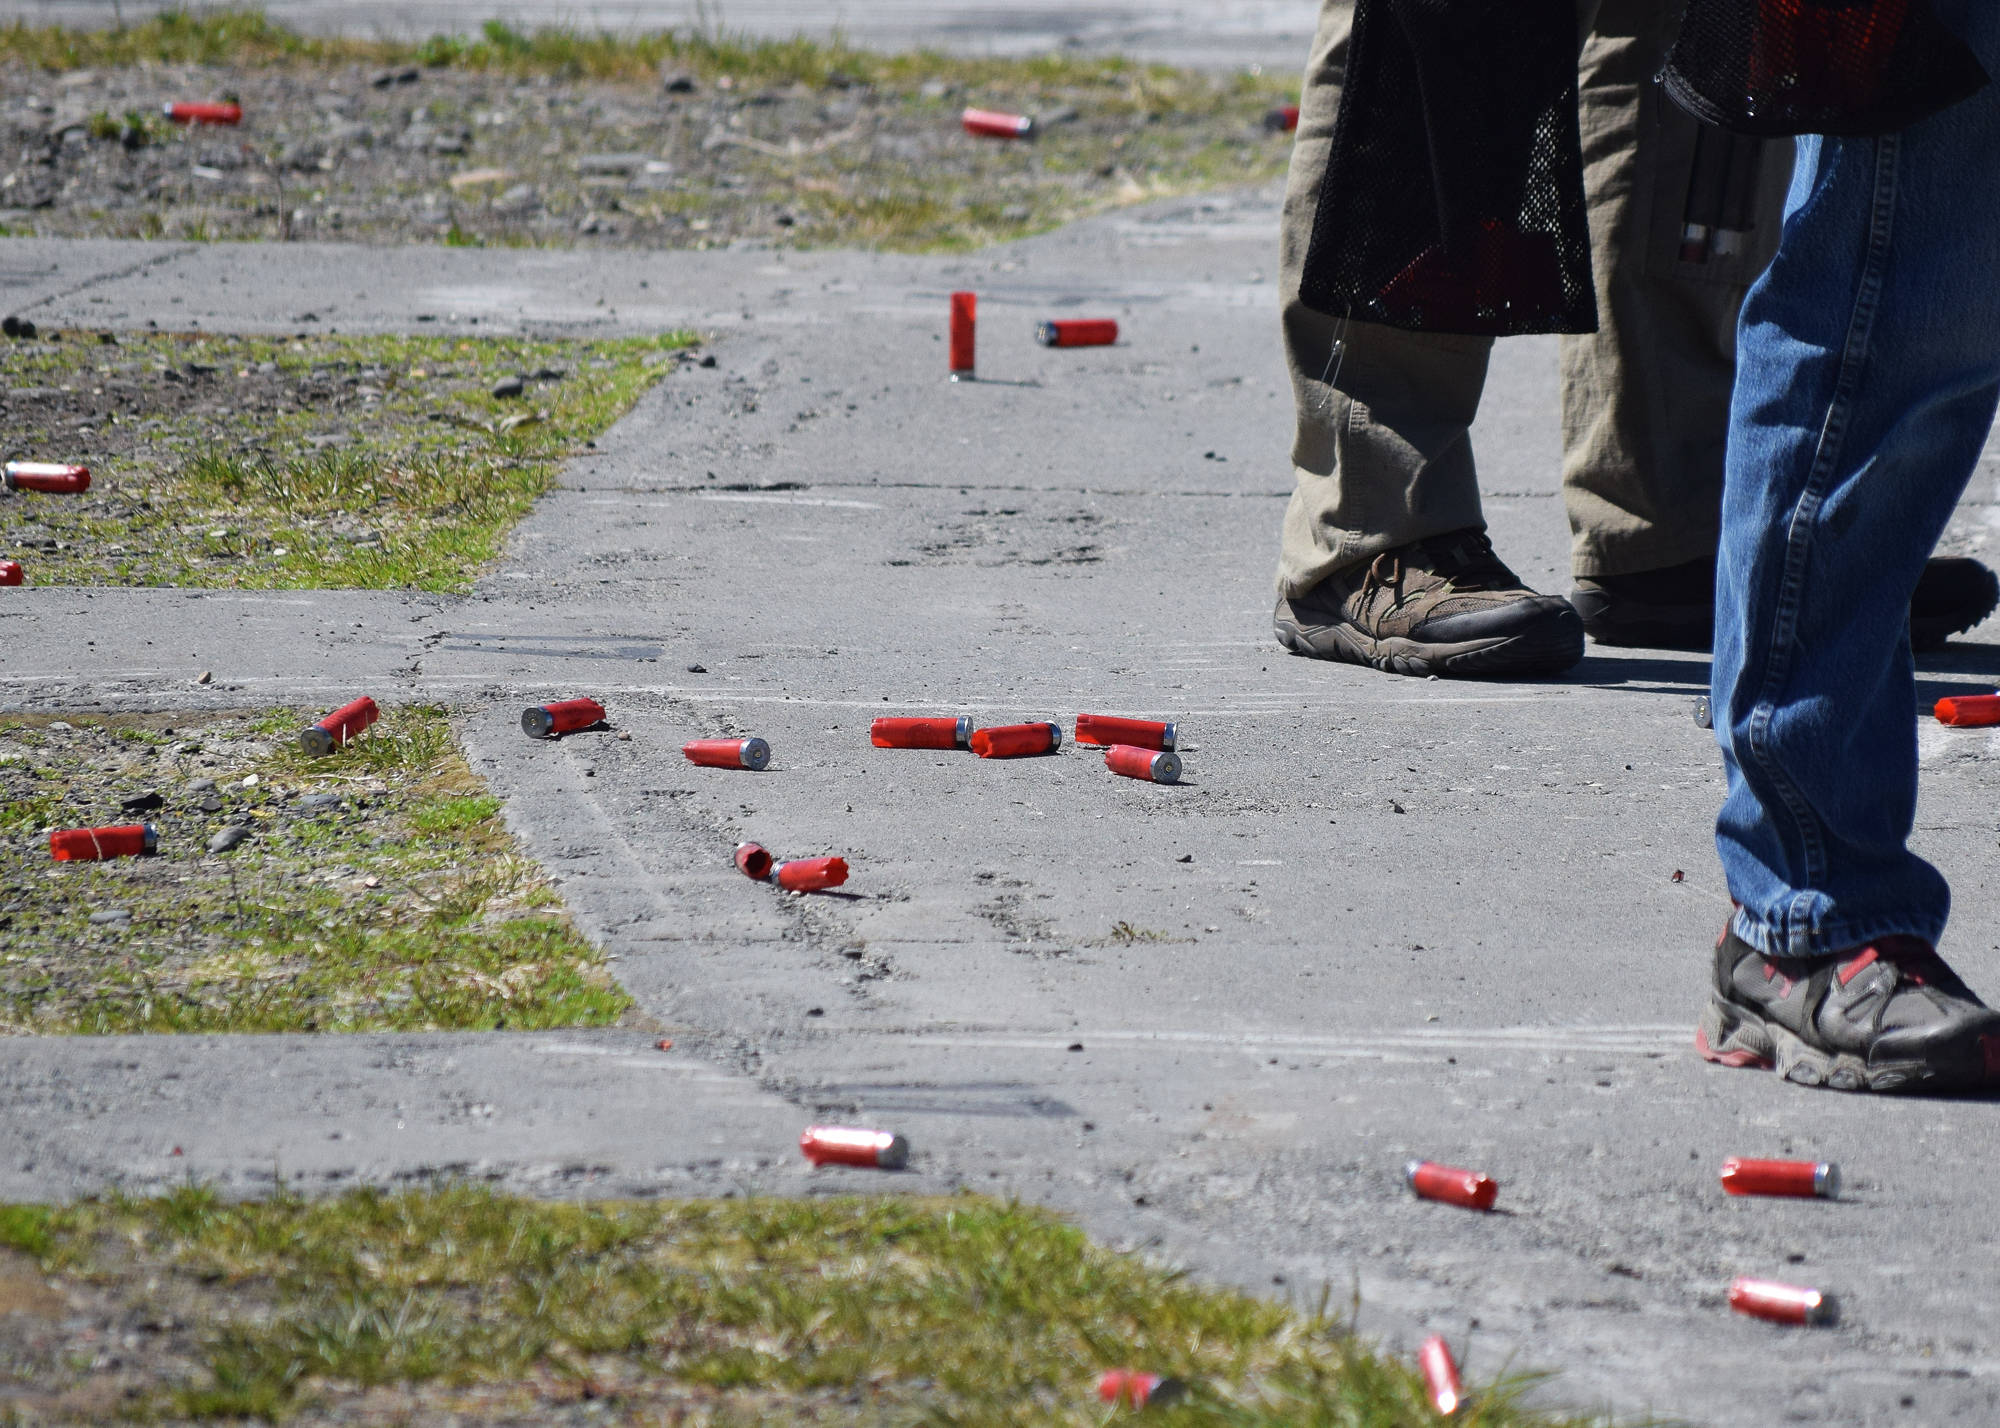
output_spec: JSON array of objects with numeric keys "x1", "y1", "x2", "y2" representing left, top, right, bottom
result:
[
  {"x1": 1568, "y1": 588, "x2": 1712, "y2": 652},
  {"x1": 1696, "y1": 996, "x2": 1990, "y2": 1094},
  {"x1": 1912, "y1": 579, "x2": 2000, "y2": 651},
  {"x1": 1273, "y1": 608, "x2": 1584, "y2": 678}
]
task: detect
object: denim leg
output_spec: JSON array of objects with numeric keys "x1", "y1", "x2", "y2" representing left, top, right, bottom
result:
[{"x1": 1713, "y1": 0, "x2": 2000, "y2": 958}]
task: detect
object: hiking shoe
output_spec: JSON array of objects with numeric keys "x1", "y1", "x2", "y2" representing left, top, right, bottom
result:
[
  {"x1": 1696, "y1": 926, "x2": 2000, "y2": 1093},
  {"x1": 1571, "y1": 555, "x2": 1999, "y2": 652},
  {"x1": 1273, "y1": 528, "x2": 1584, "y2": 677}
]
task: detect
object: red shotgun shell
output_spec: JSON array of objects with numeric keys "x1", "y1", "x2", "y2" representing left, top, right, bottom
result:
[
  {"x1": 683, "y1": 737, "x2": 771, "y2": 770},
  {"x1": 1720, "y1": 1157, "x2": 1840, "y2": 1200},
  {"x1": 1105, "y1": 744, "x2": 1182, "y2": 784},
  {"x1": 164, "y1": 101, "x2": 242, "y2": 125},
  {"x1": 776, "y1": 856, "x2": 849, "y2": 892},
  {"x1": 1096, "y1": 1370, "x2": 1186, "y2": 1408},
  {"x1": 1418, "y1": 1336, "x2": 1463, "y2": 1415},
  {"x1": 961, "y1": 107, "x2": 1035, "y2": 140},
  {"x1": 1075, "y1": 713, "x2": 1176, "y2": 751},
  {"x1": 871, "y1": 716, "x2": 972, "y2": 750},
  {"x1": 50, "y1": 823, "x2": 157, "y2": 861},
  {"x1": 734, "y1": 842, "x2": 774, "y2": 880},
  {"x1": 969, "y1": 722, "x2": 1062, "y2": 759},
  {"x1": 521, "y1": 697, "x2": 607, "y2": 739},
  {"x1": 4, "y1": 461, "x2": 91, "y2": 494},
  {"x1": 299, "y1": 696, "x2": 380, "y2": 757},
  {"x1": 950, "y1": 290, "x2": 976, "y2": 380},
  {"x1": 1036, "y1": 319, "x2": 1119, "y2": 348},
  {"x1": 1406, "y1": 1160, "x2": 1498, "y2": 1211},
  {"x1": 1264, "y1": 104, "x2": 1302, "y2": 133},
  {"x1": 800, "y1": 1125, "x2": 908, "y2": 1169},
  {"x1": 1728, "y1": 1277, "x2": 1837, "y2": 1326},
  {"x1": 1935, "y1": 693, "x2": 2000, "y2": 726},
  {"x1": 0, "y1": 561, "x2": 21, "y2": 586}
]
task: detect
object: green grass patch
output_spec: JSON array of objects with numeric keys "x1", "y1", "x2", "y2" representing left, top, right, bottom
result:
[
  {"x1": 0, "y1": 328, "x2": 697, "y2": 591},
  {"x1": 0, "y1": 1185, "x2": 1612, "y2": 1426},
  {"x1": 0, "y1": 707, "x2": 631, "y2": 1034}
]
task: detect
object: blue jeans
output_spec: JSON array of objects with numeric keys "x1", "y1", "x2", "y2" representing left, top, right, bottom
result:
[{"x1": 1714, "y1": 0, "x2": 2000, "y2": 959}]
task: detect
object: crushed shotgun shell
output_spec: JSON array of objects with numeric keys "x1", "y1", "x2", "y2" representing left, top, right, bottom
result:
[
  {"x1": 969, "y1": 722, "x2": 1062, "y2": 758},
  {"x1": 734, "y1": 842, "x2": 775, "y2": 880},
  {"x1": 683, "y1": 737, "x2": 771, "y2": 770},
  {"x1": 1036, "y1": 318, "x2": 1119, "y2": 348},
  {"x1": 1418, "y1": 1336, "x2": 1464, "y2": 1416},
  {"x1": 4, "y1": 461, "x2": 91, "y2": 494},
  {"x1": 1265, "y1": 103, "x2": 1302, "y2": 133},
  {"x1": 521, "y1": 697, "x2": 607, "y2": 739},
  {"x1": 1935, "y1": 692, "x2": 2000, "y2": 727},
  {"x1": 0, "y1": 560, "x2": 20, "y2": 586},
  {"x1": 1096, "y1": 1370, "x2": 1187, "y2": 1408},
  {"x1": 1076, "y1": 713, "x2": 1177, "y2": 751},
  {"x1": 50, "y1": 823, "x2": 157, "y2": 861},
  {"x1": 1728, "y1": 1277, "x2": 1837, "y2": 1326},
  {"x1": 871, "y1": 715, "x2": 972, "y2": 750},
  {"x1": 299, "y1": 696, "x2": 380, "y2": 757},
  {"x1": 776, "y1": 856, "x2": 850, "y2": 893},
  {"x1": 1720, "y1": 1157, "x2": 1840, "y2": 1199},
  {"x1": 960, "y1": 107, "x2": 1035, "y2": 140},
  {"x1": 1105, "y1": 744, "x2": 1183, "y2": 784},
  {"x1": 1406, "y1": 1160, "x2": 1499, "y2": 1211},
  {"x1": 949, "y1": 290, "x2": 976, "y2": 379},
  {"x1": 799, "y1": 1125, "x2": 908, "y2": 1169}
]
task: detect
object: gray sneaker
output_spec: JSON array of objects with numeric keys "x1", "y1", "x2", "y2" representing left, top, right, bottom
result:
[
  {"x1": 1274, "y1": 528, "x2": 1584, "y2": 678},
  {"x1": 1697, "y1": 926, "x2": 2000, "y2": 1093}
]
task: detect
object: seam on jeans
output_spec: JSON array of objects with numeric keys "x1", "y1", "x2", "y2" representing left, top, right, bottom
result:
[{"x1": 1744, "y1": 133, "x2": 1900, "y2": 909}]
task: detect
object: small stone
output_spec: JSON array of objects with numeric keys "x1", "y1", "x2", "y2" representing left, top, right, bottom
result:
[
  {"x1": 617, "y1": 730, "x2": 633, "y2": 741},
  {"x1": 662, "y1": 71, "x2": 697, "y2": 94},
  {"x1": 296, "y1": 792, "x2": 341, "y2": 811},
  {"x1": 699, "y1": 354, "x2": 717, "y2": 368},
  {"x1": 187, "y1": 777, "x2": 217, "y2": 792},
  {"x1": 686, "y1": 663, "x2": 707, "y2": 673},
  {"x1": 121, "y1": 790, "x2": 164, "y2": 813},
  {"x1": 198, "y1": 795, "x2": 224, "y2": 813},
  {"x1": 241, "y1": 773, "x2": 259, "y2": 788},
  {"x1": 88, "y1": 909, "x2": 132, "y2": 925},
  {"x1": 45, "y1": 721, "x2": 71, "y2": 732},
  {"x1": 532, "y1": 366, "x2": 566, "y2": 381},
  {"x1": 490, "y1": 375, "x2": 526, "y2": 399},
  {"x1": 196, "y1": 670, "x2": 212, "y2": 685},
  {"x1": 207, "y1": 825, "x2": 249, "y2": 853},
  {"x1": 2, "y1": 315, "x2": 37, "y2": 340}
]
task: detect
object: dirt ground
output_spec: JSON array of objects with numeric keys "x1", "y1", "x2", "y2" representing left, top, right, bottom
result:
[{"x1": 0, "y1": 47, "x2": 1293, "y2": 251}]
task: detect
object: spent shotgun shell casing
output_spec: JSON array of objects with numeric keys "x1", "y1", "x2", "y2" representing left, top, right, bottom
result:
[
  {"x1": 1075, "y1": 713, "x2": 1177, "y2": 751},
  {"x1": 0, "y1": 560, "x2": 21, "y2": 586},
  {"x1": 299, "y1": 696, "x2": 380, "y2": 757},
  {"x1": 776, "y1": 856, "x2": 849, "y2": 893},
  {"x1": 1104, "y1": 744, "x2": 1182, "y2": 784},
  {"x1": 969, "y1": 722, "x2": 1062, "y2": 759},
  {"x1": 1720, "y1": 1157, "x2": 1840, "y2": 1200},
  {"x1": 5, "y1": 461, "x2": 91, "y2": 494},
  {"x1": 164, "y1": 101, "x2": 242, "y2": 125},
  {"x1": 50, "y1": 823, "x2": 157, "y2": 861},
  {"x1": 1406, "y1": 1160, "x2": 1498, "y2": 1211},
  {"x1": 1728, "y1": 1277, "x2": 1837, "y2": 1327},
  {"x1": 871, "y1": 716, "x2": 972, "y2": 750},
  {"x1": 960, "y1": 107, "x2": 1035, "y2": 140},
  {"x1": 1096, "y1": 1370, "x2": 1186, "y2": 1408},
  {"x1": 1417, "y1": 1336, "x2": 1464, "y2": 1416},
  {"x1": 521, "y1": 697, "x2": 607, "y2": 739},
  {"x1": 949, "y1": 290, "x2": 977, "y2": 379},
  {"x1": 683, "y1": 737, "x2": 771, "y2": 771},
  {"x1": 799, "y1": 1125, "x2": 908, "y2": 1169},
  {"x1": 734, "y1": 842, "x2": 775, "y2": 880},
  {"x1": 1035, "y1": 318, "x2": 1119, "y2": 348},
  {"x1": 1264, "y1": 104, "x2": 1301, "y2": 133},
  {"x1": 1935, "y1": 692, "x2": 2000, "y2": 727}
]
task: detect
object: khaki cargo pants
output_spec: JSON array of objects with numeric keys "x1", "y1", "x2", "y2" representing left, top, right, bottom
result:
[{"x1": 1276, "y1": 0, "x2": 1792, "y2": 597}]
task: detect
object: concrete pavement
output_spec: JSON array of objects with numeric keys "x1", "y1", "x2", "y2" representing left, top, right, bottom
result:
[
  {"x1": 8, "y1": 190, "x2": 2000, "y2": 1424},
  {"x1": 0, "y1": 0, "x2": 1318, "y2": 72}
]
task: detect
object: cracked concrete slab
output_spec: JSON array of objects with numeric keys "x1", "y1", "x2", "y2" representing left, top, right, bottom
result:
[{"x1": 7, "y1": 186, "x2": 2000, "y2": 1425}]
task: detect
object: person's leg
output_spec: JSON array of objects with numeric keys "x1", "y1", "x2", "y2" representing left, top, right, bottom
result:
[
  {"x1": 1699, "y1": 0, "x2": 2000, "y2": 1092},
  {"x1": 1272, "y1": 0, "x2": 1583, "y2": 678}
]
